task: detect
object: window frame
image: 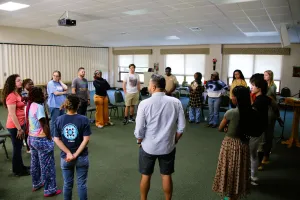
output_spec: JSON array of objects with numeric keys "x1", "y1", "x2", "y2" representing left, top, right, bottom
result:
[
  {"x1": 164, "y1": 54, "x2": 206, "y2": 85},
  {"x1": 227, "y1": 54, "x2": 282, "y2": 93},
  {"x1": 117, "y1": 55, "x2": 149, "y2": 83}
]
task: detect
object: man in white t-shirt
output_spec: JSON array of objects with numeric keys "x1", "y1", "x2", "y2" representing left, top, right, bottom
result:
[{"x1": 122, "y1": 64, "x2": 141, "y2": 125}]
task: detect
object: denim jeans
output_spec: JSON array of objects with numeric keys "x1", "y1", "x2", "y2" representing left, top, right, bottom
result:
[
  {"x1": 208, "y1": 97, "x2": 221, "y2": 125},
  {"x1": 189, "y1": 107, "x2": 201, "y2": 123},
  {"x1": 49, "y1": 107, "x2": 65, "y2": 137},
  {"x1": 61, "y1": 156, "x2": 89, "y2": 200},
  {"x1": 7, "y1": 125, "x2": 26, "y2": 174}
]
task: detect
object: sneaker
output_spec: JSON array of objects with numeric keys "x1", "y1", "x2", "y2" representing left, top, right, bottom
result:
[
  {"x1": 123, "y1": 118, "x2": 129, "y2": 125},
  {"x1": 44, "y1": 190, "x2": 62, "y2": 197},
  {"x1": 189, "y1": 120, "x2": 195, "y2": 123},
  {"x1": 206, "y1": 124, "x2": 212, "y2": 127},
  {"x1": 251, "y1": 181, "x2": 259, "y2": 186},
  {"x1": 251, "y1": 176, "x2": 259, "y2": 182},
  {"x1": 106, "y1": 121, "x2": 114, "y2": 126},
  {"x1": 97, "y1": 125, "x2": 104, "y2": 129},
  {"x1": 14, "y1": 169, "x2": 31, "y2": 177},
  {"x1": 128, "y1": 118, "x2": 135, "y2": 123},
  {"x1": 196, "y1": 122, "x2": 200, "y2": 124},
  {"x1": 211, "y1": 124, "x2": 218, "y2": 128},
  {"x1": 32, "y1": 184, "x2": 44, "y2": 192}
]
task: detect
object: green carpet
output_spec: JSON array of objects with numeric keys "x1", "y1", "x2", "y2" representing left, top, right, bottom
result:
[{"x1": 0, "y1": 107, "x2": 299, "y2": 200}]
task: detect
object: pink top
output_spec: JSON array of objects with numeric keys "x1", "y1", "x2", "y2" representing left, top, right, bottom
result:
[{"x1": 6, "y1": 92, "x2": 25, "y2": 129}]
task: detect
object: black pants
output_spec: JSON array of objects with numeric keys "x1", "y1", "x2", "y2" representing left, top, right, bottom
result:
[
  {"x1": 7, "y1": 126, "x2": 26, "y2": 174},
  {"x1": 78, "y1": 101, "x2": 88, "y2": 116}
]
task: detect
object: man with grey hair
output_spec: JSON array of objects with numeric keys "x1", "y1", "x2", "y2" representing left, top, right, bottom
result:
[{"x1": 134, "y1": 74, "x2": 186, "y2": 200}]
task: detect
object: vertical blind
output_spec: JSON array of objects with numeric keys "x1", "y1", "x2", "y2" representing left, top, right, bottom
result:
[{"x1": 0, "y1": 44, "x2": 109, "y2": 89}]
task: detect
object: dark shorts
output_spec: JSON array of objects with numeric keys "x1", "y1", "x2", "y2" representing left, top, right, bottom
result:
[{"x1": 139, "y1": 147, "x2": 176, "y2": 175}]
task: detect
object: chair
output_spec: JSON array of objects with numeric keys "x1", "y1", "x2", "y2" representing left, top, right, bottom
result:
[
  {"x1": 114, "y1": 90, "x2": 126, "y2": 117},
  {"x1": 0, "y1": 121, "x2": 10, "y2": 159},
  {"x1": 87, "y1": 94, "x2": 96, "y2": 120},
  {"x1": 219, "y1": 95, "x2": 230, "y2": 112},
  {"x1": 108, "y1": 96, "x2": 118, "y2": 117}
]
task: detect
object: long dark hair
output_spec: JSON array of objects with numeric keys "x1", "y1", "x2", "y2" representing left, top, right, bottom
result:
[
  {"x1": 25, "y1": 87, "x2": 49, "y2": 136},
  {"x1": 2, "y1": 74, "x2": 21, "y2": 108},
  {"x1": 233, "y1": 86, "x2": 251, "y2": 142},
  {"x1": 195, "y1": 72, "x2": 202, "y2": 85},
  {"x1": 232, "y1": 70, "x2": 245, "y2": 81}
]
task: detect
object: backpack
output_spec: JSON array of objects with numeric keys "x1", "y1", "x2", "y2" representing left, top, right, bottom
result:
[{"x1": 281, "y1": 87, "x2": 291, "y2": 97}]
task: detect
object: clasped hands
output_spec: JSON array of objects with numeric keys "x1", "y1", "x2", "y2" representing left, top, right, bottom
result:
[{"x1": 65, "y1": 152, "x2": 78, "y2": 162}]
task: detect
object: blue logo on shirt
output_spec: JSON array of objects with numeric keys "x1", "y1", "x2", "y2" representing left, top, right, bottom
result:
[{"x1": 63, "y1": 124, "x2": 78, "y2": 141}]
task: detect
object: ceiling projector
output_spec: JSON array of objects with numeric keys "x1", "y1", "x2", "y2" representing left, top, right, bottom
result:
[{"x1": 58, "y1": 18, "x2": 76, "y2": 27}]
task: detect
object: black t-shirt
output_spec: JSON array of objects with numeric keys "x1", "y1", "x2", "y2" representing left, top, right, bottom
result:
[
  {"x1": 54, "y1": 114, "x2": 92, "y2": 158},
  {"x1": 93, "y1": 78, "x2": 110, "y2": 96},
  {"x1": 252, "y1": 95, "x2": 271, "y2": 131}
]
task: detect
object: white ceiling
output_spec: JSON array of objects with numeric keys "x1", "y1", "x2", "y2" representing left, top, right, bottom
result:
[{"x1": 0, "y1": 0, "x2": 300, "y2": 47}]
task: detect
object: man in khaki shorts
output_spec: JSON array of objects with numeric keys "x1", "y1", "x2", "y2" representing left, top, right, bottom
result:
[{"x1": 122, "y1": 64, "x2": 141, "y2": 125}]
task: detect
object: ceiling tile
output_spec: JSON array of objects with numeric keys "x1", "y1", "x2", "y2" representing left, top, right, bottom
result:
[
  {"x1": 271, "y1": 14, "x2": 293, "y2": 23},
  {"x1": 266, "y1": 6, "x2": 291, "y2": 16},
  {"x1": 189, "y1": 1, "x2": 213, "y2": 7},
  {"x1": 238, "y1": 1, "x2": 263, "y2": 10},
  {"x1": 217, "y1": 3, "x2": 240, "y2": 12},
  {"x1": 232, "y1": 17, "x2": 251, "y2": 23},
  {"x1": 249, "y1": 15, "x2": 271, "y2": 22},
  {"x1": 169, "y1": 3, "x2": 195, "y2": 9},
  {"x1": 239, "y1": 27, "x2": 258, "y2": 32},
  {"x1": 261, "y1": 0, "x2": 289, "y2": 8},
  {"x1": 225, "y1": 10, "x2": 247, "y2": 19},
  {"x1": 244, "y1": 9, "x2": 268, "y2": 17}
]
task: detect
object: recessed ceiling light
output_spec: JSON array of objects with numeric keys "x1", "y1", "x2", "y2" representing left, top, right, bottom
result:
[
  {"x1": 244, "y1": 32, "x2": 279, "y2": 37},
  {"x1": 190, "y1": 27, "x2": 202, "y2": 32},
  {"x1": 0, "y1": 1, "x2": 30, "y2": 11},
  {"x1": 165, "y1": 36, "x2": 180, "y2": 40},
  {"x1": 123, "y1": 9, "x2": 148, "y2": 16},
  {"x1": 209, "y1": 0, "x2": 258, "y2": 4}
]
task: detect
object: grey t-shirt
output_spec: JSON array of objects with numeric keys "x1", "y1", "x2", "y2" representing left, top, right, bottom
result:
[
  {"x1": 72, "y1": 77, "x2": 88, "y2": 102},
  {"x1": 224, "y1": 108, "x2": 240, "y2": 138}
]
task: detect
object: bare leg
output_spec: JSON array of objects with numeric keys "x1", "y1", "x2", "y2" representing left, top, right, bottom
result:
[
  {"x1": 161, "y1": 175, "x2": 173, "y2": 200},
  {"x1": 124, "y1": 106, "x2": 129, "y2": 117},
  {"x1": 130, "y1": 105, "x2": 135, "y2": 116},
  {"x1": 140, "y1": 174, "x2": 151, "y2": 200}
]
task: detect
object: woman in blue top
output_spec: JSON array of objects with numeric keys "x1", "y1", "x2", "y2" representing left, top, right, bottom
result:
[
  {"x1": 205, "y1": 71, "x2": 228, "y2": 128},
  {"x1": 47, "y1": 71, "x2": 68, "y2": 137}
]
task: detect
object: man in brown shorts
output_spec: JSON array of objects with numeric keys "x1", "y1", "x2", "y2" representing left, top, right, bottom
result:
[{"x1": 122, "y1": 64, "x2": 141, "y2": 125}]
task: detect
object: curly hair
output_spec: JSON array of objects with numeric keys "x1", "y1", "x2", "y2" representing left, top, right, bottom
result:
[
  {"x1": 2, "y1": 74, "x2": 21, "y2": 108},
  {"x1": 60, "y1": 94, "x2": 80, "y2": 111},
  {"x1": 22, "y1": 78, "x2": 33, "y2": 89},
  {"x1": 28, "y1": 87, "x2": 44, "y2": 104}
]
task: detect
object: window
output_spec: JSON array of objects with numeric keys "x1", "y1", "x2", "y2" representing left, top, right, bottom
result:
[
  {"x1": 165, "y1": 54, "x2": 206, "y2": 85},
  {"x1": 228, "y1": 55, "x2": 282, "y2": 92},
  {"x1": 118, "y1": 55, "x2": 149, "y2": 82}
]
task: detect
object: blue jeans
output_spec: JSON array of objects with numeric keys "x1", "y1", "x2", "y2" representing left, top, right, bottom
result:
[
  {"x1": 208, "y1": 97, "x2": 221, "y2": 125},
  {"x1": 189, "y1": 107, "x2": 201, "y2": 123},
  {"x1": 7, "y1": 125, "x2": 26, "y2": 174},
  {"x1": 61, "y1": 156, "x2": 89, "y2": 200},
  {"x1": 49, "y1": 107, "x2": 64, "y2": 137}
]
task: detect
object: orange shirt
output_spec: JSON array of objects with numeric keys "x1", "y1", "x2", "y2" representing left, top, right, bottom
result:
[{"x1": 6, "y1": 92, "x2": 25, "y2": 128}]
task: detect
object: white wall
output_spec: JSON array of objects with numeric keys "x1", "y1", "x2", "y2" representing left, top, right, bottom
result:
[
  {"x1": 0, "y1": 26, "x2": 94, "y2": 46},
  {"x1": 111, "y1": 44, "x2": 300, "y2": 95}
]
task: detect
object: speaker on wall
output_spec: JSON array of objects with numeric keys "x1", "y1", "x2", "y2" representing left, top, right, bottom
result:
[{"x1": 280, "y1": 24, "x2": 291, "y2": 47}]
